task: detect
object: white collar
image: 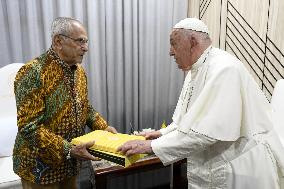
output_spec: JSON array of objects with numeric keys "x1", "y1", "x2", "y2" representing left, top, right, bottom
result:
[{"x1": 191, "y1": 45, "x2": 212, "y2": 70}]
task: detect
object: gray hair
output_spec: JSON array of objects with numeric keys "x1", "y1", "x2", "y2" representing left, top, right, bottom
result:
[
  {"x1": 51, "y1": 17, "x2": 81, "y2": 38},
  {"x1": 181, "y1": 29, "x2": 210, "y2": 41}
]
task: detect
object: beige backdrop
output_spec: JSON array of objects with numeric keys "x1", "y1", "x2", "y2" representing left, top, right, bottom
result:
[{"x1": 188, "y1": 0, "x2": 284, "y2": 100}]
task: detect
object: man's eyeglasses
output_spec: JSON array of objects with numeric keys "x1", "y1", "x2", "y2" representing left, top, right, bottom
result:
[{"x1": 59, "y1": 34, "x2": 88, "y2": 45}]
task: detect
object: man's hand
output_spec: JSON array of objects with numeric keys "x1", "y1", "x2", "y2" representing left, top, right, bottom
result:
[
  {"x1": 137, "y1": 130, "x2": 161, "y2": 140},
  {"x1": 70, "y1": 141, "x2": 97, "y2": 161},
  {"x1": 117, "y1": 140, "x2": 153, "y2": 157},
  {"x1": 104, "y1": 126, "x2": 118, "y2": 134}
]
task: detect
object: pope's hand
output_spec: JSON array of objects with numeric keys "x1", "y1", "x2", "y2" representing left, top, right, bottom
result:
[
  {"x1": 117, "y1": 140, "x2": 153, "y2": 157},
  {"x1": 137, "y1": 130, "x2": 161, "y2": 140},
  {"x1": 70, "y1": 140, "x2": 97, "y2": 161}
]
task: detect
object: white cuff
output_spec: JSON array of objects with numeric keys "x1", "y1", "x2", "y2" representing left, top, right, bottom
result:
[{"x1": 160, "y1": 122, "x2": 178, "y2": 135}]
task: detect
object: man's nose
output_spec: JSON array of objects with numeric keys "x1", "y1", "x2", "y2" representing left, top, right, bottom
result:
[
  {"x1": 81, "y1": 44, "x2": 88, "y2": 52},
  {"x1": 169, "y1": 47, "x2": 174, "y2": 56}
]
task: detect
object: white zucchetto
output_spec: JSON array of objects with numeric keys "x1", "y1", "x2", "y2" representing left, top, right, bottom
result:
[{"x1": 174, "y1": 18, "x2": 209, "y2": 35}]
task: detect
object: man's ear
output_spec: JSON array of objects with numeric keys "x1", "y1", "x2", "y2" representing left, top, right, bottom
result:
[{"x1": 53, "y1": 35, "x2": 62, "y2": 49}]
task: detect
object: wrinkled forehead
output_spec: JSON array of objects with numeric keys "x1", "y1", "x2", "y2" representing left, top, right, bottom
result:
[
  {"x1": 170, "y1": 29, "x2": 182, "y2": 36},
  {"x1": 170, "y1": 29, "x2": 184, "y2": 41},
  {"x1": 69, "y1": 22, "x2": 87, "y2": 36}
]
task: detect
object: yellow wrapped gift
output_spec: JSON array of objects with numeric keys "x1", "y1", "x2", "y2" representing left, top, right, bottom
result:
[{"x1": 71, "y1": 130, "x2": 146, "y2": 167}]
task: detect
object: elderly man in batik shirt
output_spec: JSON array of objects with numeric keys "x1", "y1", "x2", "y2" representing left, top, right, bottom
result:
[
  {"x1": 13, "y1": 17, "x2": 117, "y2": 189},
  {"x1": 118, "y1": 18, "x2": 284, "y2": 189}
]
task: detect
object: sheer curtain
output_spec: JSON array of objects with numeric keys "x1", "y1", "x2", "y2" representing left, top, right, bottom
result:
[{"x1": 0, "y1": 0, "x2": 187, "y2": 133}]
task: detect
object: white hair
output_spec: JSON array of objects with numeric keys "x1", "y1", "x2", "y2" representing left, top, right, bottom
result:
[
  {"x1": 51, "y1": 17, "x2": 81, "y2": 39},
  {"x1": 181, "y1": 29, "x2": 210, "y2": 41}
]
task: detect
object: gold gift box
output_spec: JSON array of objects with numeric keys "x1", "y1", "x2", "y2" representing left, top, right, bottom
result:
[{"x1": 71, "y1": 130, "x2": 146, "y2": 167}]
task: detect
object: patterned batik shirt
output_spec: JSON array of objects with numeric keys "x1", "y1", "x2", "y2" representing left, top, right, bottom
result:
[{"x1": 13, "y1": 48, "x2": 108, "y2": 184}]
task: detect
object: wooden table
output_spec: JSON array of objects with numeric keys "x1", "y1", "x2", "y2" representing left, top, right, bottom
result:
[{"x1": 93, "y1": 156, "x2": 187, "y2": 189}]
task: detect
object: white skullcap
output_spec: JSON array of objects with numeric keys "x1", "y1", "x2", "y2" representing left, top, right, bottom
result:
[{"x1": 174, "y1": 18, "x2": 209, "y2": 35}]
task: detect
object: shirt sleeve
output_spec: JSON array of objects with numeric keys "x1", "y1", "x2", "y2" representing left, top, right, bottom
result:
[
  {"x1": 160, "y1": 122, "x2": 178, "y2": 135},
  {"x1": 14, "y1": 62, "x2": 71, "y2": 167},
  {"x1": 151, "y1": 129, "x2": 217, "y2": 165},
  {"x1": 86, "y1": 104, "x2": 108, "y2": 130}
]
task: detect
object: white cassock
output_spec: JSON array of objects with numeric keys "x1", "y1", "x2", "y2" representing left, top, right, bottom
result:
[{"x1": 151, "y1": 46, "x2": 284, "y2": 189}]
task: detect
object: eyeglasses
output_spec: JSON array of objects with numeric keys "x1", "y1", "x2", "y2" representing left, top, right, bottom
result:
[{"x1": 59, "y1": 34, "x2": 88, "y2": 45}]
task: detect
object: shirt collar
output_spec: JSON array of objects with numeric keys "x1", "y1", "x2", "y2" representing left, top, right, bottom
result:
[
  {"x1": 48, "y1": 47, "x2": 78, "y2": 69},
  {"x1": 191, "y1": 45, "x2": 212, "y2": 70}
]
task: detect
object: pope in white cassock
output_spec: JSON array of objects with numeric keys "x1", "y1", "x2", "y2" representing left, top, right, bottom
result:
[{"x1": 118, "y1": 18, "x2": 284, "y2": 189}]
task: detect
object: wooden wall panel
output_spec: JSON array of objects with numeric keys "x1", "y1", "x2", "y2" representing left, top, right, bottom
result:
[
  {"x1": 229, "y1": 0, "x2": 269, "y2": 41},
  {"x1": 188, "y1": 0, "x2": 199, "y2": 18},
  {"x1": 199, "y1": 0, "x2": 222, "y2": 48},
  {"x1": 263, "y1": 0, "x2": 284, "y2": 98},
  {"x1": 187, "y1": 0, "x2": 284, "y2": 99},
  {"x1": 225, "y1": 0, "x2": 268, "y2": 87}
]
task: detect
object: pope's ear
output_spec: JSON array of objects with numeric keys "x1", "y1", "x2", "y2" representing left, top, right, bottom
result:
[{"x1": 190, "y1": 35, "x2": 198, "y2": 48}]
